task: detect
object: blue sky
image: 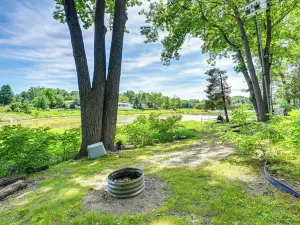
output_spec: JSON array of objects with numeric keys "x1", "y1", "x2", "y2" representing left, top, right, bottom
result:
[{"x1": 0, "y1": 0, "x2": 248, "y2": 100}]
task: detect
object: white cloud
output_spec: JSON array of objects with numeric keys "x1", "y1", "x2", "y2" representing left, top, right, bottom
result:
[
  {"x1": 182, "y1": 68, "x2": 206, "y2": 76},
  {"x1": 180, "y1": 38, "x2": 204, "y2": 56},
  {"x1": 227, "y1": 75, "x2": 248, "y2": 96},
  {"x1": 123, "y1": 49, "x2": 161, "y2": 71},
  {"x1": 0, "y1": 0, "x2": 248, "y2": 100}
]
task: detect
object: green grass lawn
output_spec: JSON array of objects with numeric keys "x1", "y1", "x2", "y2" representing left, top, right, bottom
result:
[
  {"x1": 0, "y1": 108, "x2": 223, "y2": 133},
  {"x1": 0, "y1": 107, "x2": 221, "y2": 122},
  {"x1": 1, "y1": 127, "x2": 299, "y2": 225}
]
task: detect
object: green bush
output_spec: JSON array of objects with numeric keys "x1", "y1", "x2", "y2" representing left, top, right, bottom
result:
[
  {"x1": 222, "y1": 110, "x2": 300, "y2": 156},
  {"x1": 279, "y1": 101, "x2": 294, "y2": 112},
  {"x1": 230, "y1": 105, "x2": 252, "y2": 125},
  {"x1": 0, "y1": 125, "x2": 54, "y2": 176},
  {"x1": 54, "y1": 128, "x2": 81, "y2": 162},
  {"x1": 221, "y1": 124, "x2": 263, "y2": 154},
  {"x1": 117, "y1": 114, "x2": 196, "y2": 146},
  {"x1": 0, "y1": 125, "x2": 81, "y2": 177},
  {"x1": 9, "y1": 101, "x2": 33, "y2": 114}
]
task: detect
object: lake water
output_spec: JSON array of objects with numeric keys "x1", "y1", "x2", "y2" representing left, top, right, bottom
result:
[{"x1": 0, "y1": 114, "x2": 217, "y2": 131}]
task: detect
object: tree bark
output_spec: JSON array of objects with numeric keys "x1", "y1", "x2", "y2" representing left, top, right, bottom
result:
[
  {"x1": 0, "y1": 175, "x2": 25, "y2": 187},
  {"x1": 0, "y1": 180, "x2": 27, "y2": 200},
  {"x1": 64, "y1": 0, "x2": 104, "y2": 159},
  {"x1": 255, "y1": 8, "x2": 272, "y2": 114},
  {"x1": 220, "y1": 73, "x2": 229, "y2": 122},
  {"x1": 233, "y1": 10, "x2": 268, "y2": 122},
  {"x1": 103, "y1": 0, "x2": 128, "y2": 150},
  {"x1": 264, "y1": 7, "x2": 272, "y2": 105},
  {"x1": 236, "y1": 50, "x2": 259, "y2": 120},
  {"x1": 91, "y1": 0, "x2": 107, "y2": 143}
]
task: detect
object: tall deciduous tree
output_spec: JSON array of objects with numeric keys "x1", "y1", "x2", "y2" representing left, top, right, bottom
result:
[
  {"x1": 0, "y1": 85, "x2": 14, "y2": 106},
  {"x1": 140, "y1": 0, "x2": 300, "y2": 122},
  {"x1": 205, "y1": 68, "x2": 231, "y2": 122},
  {"x1": 54, "y1": 0, "x2": 140, "y2": 158}
]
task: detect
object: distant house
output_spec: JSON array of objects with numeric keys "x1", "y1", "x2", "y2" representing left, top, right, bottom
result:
[
  {"x1": 118, "y1": 102, "x2": 133, "y2": 110},
  {"x1": 64, "y1": 100, "x2": 80, "y2": 109}
]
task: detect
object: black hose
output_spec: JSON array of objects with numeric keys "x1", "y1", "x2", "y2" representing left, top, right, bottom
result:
[{"x1": 264, "y1": 161, "x2": 300, "y2": 199}]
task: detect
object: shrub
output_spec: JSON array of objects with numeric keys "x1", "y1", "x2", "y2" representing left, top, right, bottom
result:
[
  {"x1": 9, "y1": 101, "x2": 33, "y2": 114},
  {"x1": 222, "y1": 111, "x2": 300, "y2": 155},
  {"x1": 117, "y1": 114, "x2": 196, "y2": 146},
  {"x1": 230, "y1": 105, "x2": 252, "y2": 125},
  {"x1": 279, "y1": 101, "x2": 293, "y2": 112},
  {"x1": 222, "y1": 125, "x2": 262, "y2": 154},
  {"x1": 0, "y1": 125, "x2": 81, "y2": 177},
  {"x1": 53, "y1": 128, "x2": 81, "y2": 161},
  {"x1": 9, "y1": 102, "x2": 22, "y2": 112},
  {"x1": 0, "y1": 125, "x2": 54, "y2": 176},
  {"x1": 31, "y1": 109, "x2": 41, "y2": 118}
]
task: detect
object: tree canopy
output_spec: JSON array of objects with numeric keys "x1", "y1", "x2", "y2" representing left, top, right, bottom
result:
[
  {"x1": 53, "y1": 0, "x2": 142, "y2": 29},
  {"x1": 140, "y1": 0, "x2": 300, "y2": 122},
  {"x1": 0, "y1": 85, "x2": 14, "y2": 106},
  {"x1": 141, "y1": 0, "x2": 299, "y2": 64}
]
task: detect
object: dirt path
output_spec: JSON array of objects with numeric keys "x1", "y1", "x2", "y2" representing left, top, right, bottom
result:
[
  {"x1": 138, "y1": 140, "x2": 234, "y2": 168},
  {"x1": 83, "y1": 140, "x2": 235, "y2": 214}
]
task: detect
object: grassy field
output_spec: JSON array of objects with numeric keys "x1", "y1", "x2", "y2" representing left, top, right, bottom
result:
[
  {"x1": 1, "y1": 122, "x2": 299, "y2": 225},
  {"x1": 0, "y1": 107, "x2": 221, "y2": 122},
  {"x1": 0, "y1": 108, "x2": 222, "y2": 132}
]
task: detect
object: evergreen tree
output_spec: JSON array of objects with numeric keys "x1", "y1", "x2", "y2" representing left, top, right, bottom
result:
[{"x1": 205, "y1": 68, "x2": 231, "y2": 122}]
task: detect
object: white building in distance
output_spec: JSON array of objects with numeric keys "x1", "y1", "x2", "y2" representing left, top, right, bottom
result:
[{"x1": 118, "y1": 103, "x2": 133, "y2": 110}]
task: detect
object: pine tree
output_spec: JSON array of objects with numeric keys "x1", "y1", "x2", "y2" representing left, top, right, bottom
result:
[{"x1": 205, "y1": 68, "x2": 231, "y2": 122}]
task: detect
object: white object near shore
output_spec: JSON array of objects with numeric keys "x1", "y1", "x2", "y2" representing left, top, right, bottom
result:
[{"x1": 87, "y1": 142, "x2": 107, "y2": 159}]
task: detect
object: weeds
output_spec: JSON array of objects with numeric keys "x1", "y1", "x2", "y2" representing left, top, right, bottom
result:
[{"x1": 116, "y1": 114, "x2": 196, "y2": 146}]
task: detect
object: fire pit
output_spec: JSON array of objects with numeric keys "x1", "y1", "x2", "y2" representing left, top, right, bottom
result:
[{"x1": 108, "y1": 168, "x2": 145, "y2": 199}]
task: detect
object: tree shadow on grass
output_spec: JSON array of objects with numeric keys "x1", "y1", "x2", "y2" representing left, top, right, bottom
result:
[{"x1": 1, "y1": 136, "x2": 300, "y2": 225}]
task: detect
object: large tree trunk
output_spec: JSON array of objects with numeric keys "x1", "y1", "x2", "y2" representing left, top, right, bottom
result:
[
  {"x1": 234, "y1": 12, "x2": 268, "y2": 122},
  {"x1": 78, "y1": 96, "x2": 104, "y2": 158},
  {"x1": 103, "y1": 0, "x2": 128, "y2": 150},
  {"x1": 220, "y1": 74, "x2": 229, "y2": 122},
  {"x1": 236, "y1": 50, "x2": 259, "y2": 120},
  {"x1": 255, "y1": 8, "x2": 272, "y2": 115},
  {"x1": 263, "y1": 8, "x2": 273, "y2": 112},
  {"x1": 263, "y1": 58, "x2": 271, "y2": 111},
  {"x1": 64, "y1": 0, "x2": 104, "y2": 159},
  {"x1": 74, "y1": 0, "x2": 108, "y2": 158},
  {"x1": 91, "y1": 0, "x2": 107, "y2": 141}
]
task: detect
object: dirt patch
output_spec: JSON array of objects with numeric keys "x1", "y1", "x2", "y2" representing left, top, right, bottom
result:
[
  {"x1": 157, "y1": 143, "x2": 234, "y2": 168},
  {"x1": 244, "y1": 173, "x2": 269, "y2": 195},
  {"x1": 83, "y1": 176, "x2": 168, "y2": 214}
]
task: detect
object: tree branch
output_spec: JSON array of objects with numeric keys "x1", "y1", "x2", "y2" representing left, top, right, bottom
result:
[
  {"x1": 103, "y1": 0, "x2": 128, "y2": 150},
  {"x1": 265, "y1": 7, "x2": 272, "y2": 52},
  {"x1": 272, "y1": 2, "x2": 298, "y2": 28},
  {"x1": 64, "y1": 0, "x2": 91, "y2": 95},
  {"x1": 197, "y1": 0, "x2": 239, "y2": 50},
  {"x1": 93, "y1": 0, "x2": 107, "y2": 89}
]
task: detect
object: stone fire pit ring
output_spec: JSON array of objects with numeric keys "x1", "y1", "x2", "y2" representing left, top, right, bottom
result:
[{"x1": 108, "y1": 168, "x2": 145, "y2": 199}]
